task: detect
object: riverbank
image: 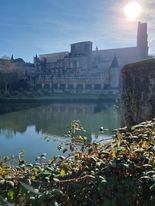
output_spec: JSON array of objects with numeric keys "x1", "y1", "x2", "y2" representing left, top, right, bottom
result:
[{"x1": 0, "y1": 93, "x2": 118, "y2": 103}]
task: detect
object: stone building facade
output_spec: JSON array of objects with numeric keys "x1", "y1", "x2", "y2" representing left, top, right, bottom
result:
[{"x1": 33, "y1": 22, "x2": 150, "y2": 93}]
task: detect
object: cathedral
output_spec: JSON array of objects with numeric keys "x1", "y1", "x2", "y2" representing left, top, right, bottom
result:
[{"x1": 33, "y1": 22, "x2": 149, "y2": 93}]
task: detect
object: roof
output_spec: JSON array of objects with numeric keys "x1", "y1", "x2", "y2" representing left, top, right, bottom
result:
[
  {"x1": 13, "y1": 58, "x2": 25, "y2": 63},
  {"x1": 110, "y1": 56, "x2": 119, "y2": 68},
  {"x1": 71, "y1": 41, "x2": 92, "y2": 46},
  {"x1": 39, "y1": 51, "x2": 69, "y2": 63}
]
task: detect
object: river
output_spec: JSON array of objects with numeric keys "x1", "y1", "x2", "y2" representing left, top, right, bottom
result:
[{"x1": 0, "y1": 101, "x2": 120, "y2": 162}]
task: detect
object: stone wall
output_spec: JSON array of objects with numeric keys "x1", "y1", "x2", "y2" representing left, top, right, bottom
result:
[{"x1": 121, "y1": 59, "x2": 155, "y2": 127}]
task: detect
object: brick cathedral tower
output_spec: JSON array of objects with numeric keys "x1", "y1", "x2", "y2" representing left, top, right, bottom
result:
[{"x1": 137, "y1": 22, "x2": 148, "y2": 57}]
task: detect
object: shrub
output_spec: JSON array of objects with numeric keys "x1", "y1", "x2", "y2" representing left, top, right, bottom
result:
[{"x1": 0, "y1": 120, "x2": 155, "y2": 205}]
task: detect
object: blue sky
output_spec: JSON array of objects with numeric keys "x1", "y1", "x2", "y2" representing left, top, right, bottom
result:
[{"x1": 0, "y1": 0, "x2": 155, "y2": 62}]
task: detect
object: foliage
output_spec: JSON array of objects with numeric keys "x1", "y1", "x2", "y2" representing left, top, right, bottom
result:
[{"x1": 0, "y1": 119, "x2": 155, "y2": 205}]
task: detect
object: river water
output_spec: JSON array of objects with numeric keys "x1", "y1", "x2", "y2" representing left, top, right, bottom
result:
[{"x1": 0, "y1": 102, "x2": 120, "y2": 162}]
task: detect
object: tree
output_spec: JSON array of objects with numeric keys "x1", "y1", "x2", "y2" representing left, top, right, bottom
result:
[{"x1": 0, "y1": 60, "x2": 17, "y2": 94}]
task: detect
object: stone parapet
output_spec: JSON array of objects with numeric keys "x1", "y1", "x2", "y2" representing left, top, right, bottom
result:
[{"x1": 121, "y1": 59, "x2": 155, "y2": 127}]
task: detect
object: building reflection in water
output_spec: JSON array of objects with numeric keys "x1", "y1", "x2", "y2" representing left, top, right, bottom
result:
[{"x1": 0, "y1": 102, "x2": 120, "y2": 139}]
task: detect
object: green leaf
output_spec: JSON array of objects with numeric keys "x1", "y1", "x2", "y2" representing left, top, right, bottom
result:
[
  {"x1": 51, "y1": 189, "x2": 64, "y2": 196},
  {"x1": 98, "y1": 176, "x2": 107, "y2": 182},
  {"x1": 20, "y1": 182, "x2": 41, "y2": 195},
  {"x1": 146, "y1": 171, "x2": 155, "y2": 175},
  {"x1": 51, "y1": 200, "x2": 59, "y2": 206},
  {"x1": 150, "y1": 183, "x2": 155, "y2": 191},
  {"x1": 140, "y1": 176, "x2": 151, "y2": 180},
  {"x1": 53, "y1": 178, "x2": 59, "y2": 182},
  {"x1": 7, "y1": 190, "x2": 14, "y2": 202},
  {"x1": 143, "y1": 164, "x2": 153, "y2": 168},
  {"x1": 0, "y1": 180, "x2": 5, "y2": 184},
  {"x1": 63, "y1": 148, "x2": 68, "y2": 153},
  {"x1": 57, "y1": 145, "x2": 62, "y2": 151},
  {"x1": 7, "y1": 181, "x2": 15, "y2": 187}
]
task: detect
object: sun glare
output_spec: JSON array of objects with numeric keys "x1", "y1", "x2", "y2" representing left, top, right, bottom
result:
[{"x1": 124, "y1": 1, "x2": 142, "y2": 21}]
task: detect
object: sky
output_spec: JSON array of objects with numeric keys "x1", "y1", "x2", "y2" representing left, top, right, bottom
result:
[{"x1": 0, "y1": 0, "x2": 155, "y2": 62}]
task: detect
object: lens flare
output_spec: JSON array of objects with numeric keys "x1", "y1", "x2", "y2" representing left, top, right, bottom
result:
[{"x1": 124, "y1": 1, "x2": 142, "y2": 21}]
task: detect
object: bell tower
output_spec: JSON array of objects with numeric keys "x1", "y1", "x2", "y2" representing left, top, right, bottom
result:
[{"x1": 137, "y1": 22, "x2": 148, "y2": 57}]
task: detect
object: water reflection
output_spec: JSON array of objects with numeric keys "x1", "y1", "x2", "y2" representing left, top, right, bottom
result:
[
  {"x1": 0, "y1": 102, "x2": 119, "y2": 137},
  {"x1": 0, "y1": 102, "x2": 120, "y2": 161}
]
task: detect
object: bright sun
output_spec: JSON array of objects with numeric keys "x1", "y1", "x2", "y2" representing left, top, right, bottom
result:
[{"x1": 124, "y1": 1, "x2": 142, "y2": 21}]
